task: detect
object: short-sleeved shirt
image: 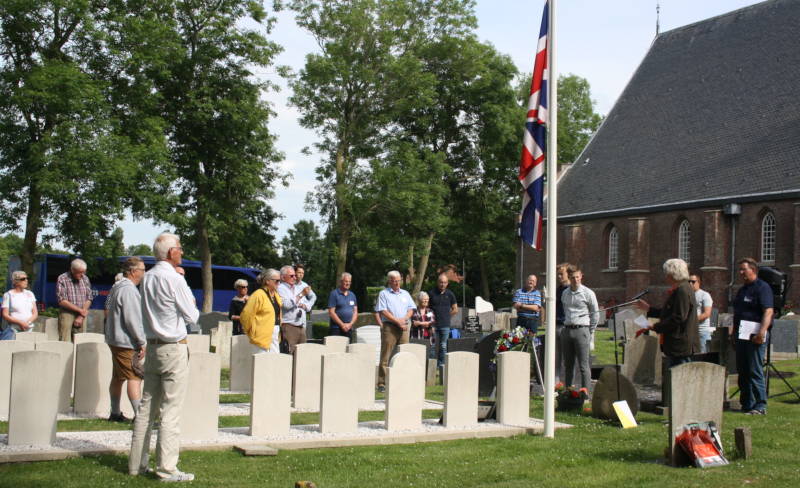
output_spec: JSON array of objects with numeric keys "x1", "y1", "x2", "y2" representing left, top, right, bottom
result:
[
  {"x1": 428, "y1": 288, "x2": 457, "y2": 328},
  {"x1": 375, "y1": 287, "x2": 416, "y2": 324},
  {"x1": 328, "y1": 288, "x2": 357, "y2": 325},
  {"x1": 694, "y1": 289, "x2": 714, "y2": 331},
  {"x1": 733, "y1": 278, "x2": 774, "y2": 331},
  {"x1": 2, "y1": 289, "x2": 37, "y2": 325},
  {"x1": 513, "y1": 287, "x2": 542, "y2": 318}
]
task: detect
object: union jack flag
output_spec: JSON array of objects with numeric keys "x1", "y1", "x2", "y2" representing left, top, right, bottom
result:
[{"x1": 518, "y1": 1, "x2": 549, "y2": 250}]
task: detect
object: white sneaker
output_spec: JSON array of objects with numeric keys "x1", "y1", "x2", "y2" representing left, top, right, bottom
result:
[{"x1": 160, "y1": 471, "x2": 195, "y2": 482}]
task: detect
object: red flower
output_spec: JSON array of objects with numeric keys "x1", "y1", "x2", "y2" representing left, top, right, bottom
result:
[
  {"x1": 512, "y1": 337, "x2": 520, "y2": 344},
  {"x1": 498, "y1": 344, "x2": 508, "y2": 352},
  {"x1": 569, "y1": 390, "x2": 579, "y2": 398}
]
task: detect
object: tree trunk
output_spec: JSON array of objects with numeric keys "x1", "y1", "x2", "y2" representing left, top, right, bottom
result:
[
  {"x1": 197, "y1": 214, "x2": 213, "y2": 313},
  {"x1": 412, "y1": 232, "x2": 435, "y2": 297},
  {"x1": 335, "y1": 219, "x2": 351, "y2": 279},
  {"x1": 21, "y1": 184, "x2": 42, "y2": 278},
  {"x1": 407, "y1": 242, "x2": 415, "y2": 287},
  {"x1": 334, "y1": 145, "x2": 350, "y2": 279},
  {"x1": 479, "y1": 254, "x2": 490, "y2": 300}
]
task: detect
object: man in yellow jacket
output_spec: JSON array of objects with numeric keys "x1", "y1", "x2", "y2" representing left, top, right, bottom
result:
[{"x1": 240, "y1": 268, "x2": 283, "y2": 353}]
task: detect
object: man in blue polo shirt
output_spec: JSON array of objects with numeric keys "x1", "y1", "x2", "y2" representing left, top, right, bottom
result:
[
  {"x1": 428, "y1": 274, "x2": 458, "y2": 368},
  {"x1": 732, "y1": 257, "x2": 774, "y2": 415},
  {"x1": 375, "y1": 270, "x2": 415, "y2": 391},
  {"x1": 513, "y1": 274, "x2": 542, "y2": 334},
  {"x1": 328, "y1": 272, "x2": 358, "y2": 339}
]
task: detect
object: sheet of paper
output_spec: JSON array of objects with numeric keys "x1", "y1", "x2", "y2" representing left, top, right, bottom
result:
[
  {"x1": 633, "y1": 314, "x2": 650, "y2": 329},
  {"x1": 613, "y1": 400, "x2": 638, "y2": 429},
  {"x1": 738, "y1": 320, "x2": 759, "y2": 340}
]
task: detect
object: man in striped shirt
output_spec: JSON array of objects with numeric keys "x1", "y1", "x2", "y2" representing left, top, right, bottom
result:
[{"x1": 513, "y1": 274, "x2": 542, "y2": 334}]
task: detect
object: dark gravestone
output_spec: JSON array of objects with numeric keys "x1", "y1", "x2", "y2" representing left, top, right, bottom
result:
[
  {"x1": 448, "y1": 337, "x2": 478, "y2": 353},
  {"x1": 198, "y1": 312, "x2": 228, "y2": 335},
  {"x1": 591, "y1": 366, "x2": 639, "y2": 421},
  {"x1": 450, "y1": 309, "x2": 464, "y2": 329},
  {"x1": 476, "y1": 331, "x2": 502, "y2": 397},
  {"x1": 771, "y1": 319, "x2": 799, "y2": 353}
]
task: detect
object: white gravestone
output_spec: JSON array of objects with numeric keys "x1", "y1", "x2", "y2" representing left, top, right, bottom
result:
[
  {"x1": 73, "y1": 342, "x2": 134, "y2": 418},
  {"x1": 324, "y1": 335, "x2": 350, "y2": 353},
  {"x1": 385, "y1": 352, "x2": 424, "y2": 431},
  {"x1": 180, "y1": 352, "x2": 220, "y2": 441},
  {"x1": 443, "y1": 351, "x2": 479, "y2": 428},
  {"x1": 397, "y1": 343, "x2": 427, "y2": 386},
  {"x1": 354, "y1": 325, "x2": 381, "y2": 365},
  {"x1": 210, "y1": 321, "x2": 233, "y2": 368},
  {"x1": 250, "y1": 353, "x2": 292, "y2": 436},
  {"x1": 0, "y1": 341, "x2": 35, "y2": 418},
  {"x1": 42, "y1": 317, "x2": 60, "y2": 341},
  {"x1": 186, "y1": 334, "x2": 210, "y2": 354},
  {"x1": 496, "y1": 351, "x2": 530, "y2": 426},
  {"x1": 320, "y1": 353, "x2": 359, "y2": 434},
  {"x1": 292, "y1": 343, "x2": 328, "y2": 410},
  {"x1": 7, "y1": 350, "x2": 60, "y2": 446},
  {"x1": 73, "y1": 332, "x2": 106, "y2": 345},
  {"x1": 229, "y1": 335, "x2": 259, "y2": 392},
  {"x1": 347, "y1": 343, "x2": 377, "y2": 408},
  {"x1": 475, "y1": 296, "x2": 494, "y2": 313},
  {"x1": 15, "y1": 331, "x2": 47, "y2": 343},
  {"x1": 35, "y1": 341, "x2": 75, "y2": 413}
]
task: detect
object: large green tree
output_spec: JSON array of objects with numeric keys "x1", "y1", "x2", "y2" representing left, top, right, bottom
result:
[
  {"x1": 0, "y1": 1, "x2": 167, "y2": 276},
  {"x1": 139, "y1": 0, "x2": 284, "y2": 311}
]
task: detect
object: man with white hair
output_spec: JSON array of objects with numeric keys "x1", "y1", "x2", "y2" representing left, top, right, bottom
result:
[
  {"x1": 278, "y1": 265, "x2": 310, "y2": 354},
  {"x1": 129, "y1": 233, "x2": 198, "y2": 482},
  {"x1": 55, "y1": 258, "x2": 94, "y2": 342},
  {"x1": 375, "y1": 270, "x2": 416, "y2": 392}
]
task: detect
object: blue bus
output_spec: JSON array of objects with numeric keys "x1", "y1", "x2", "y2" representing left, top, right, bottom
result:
[{"x1": 7, "y1": 254, "x2": 260, "y2": 313}]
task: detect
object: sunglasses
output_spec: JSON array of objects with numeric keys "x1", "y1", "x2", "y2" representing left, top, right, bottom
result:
[
  {"x1": 16, "y1": 277, "x2": 28, "y2": 281},
  {"x1": 688, "y1": 280, "x2": 697, "y2": 283}
]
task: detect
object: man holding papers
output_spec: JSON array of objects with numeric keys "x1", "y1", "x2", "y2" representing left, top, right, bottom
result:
[{"x1": 732, "y1": 258, "x2": 774, "y2": 416}]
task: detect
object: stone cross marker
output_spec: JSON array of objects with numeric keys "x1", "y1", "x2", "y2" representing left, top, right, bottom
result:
[
  {"x1": 496, "y1": 351, "x2": 530, "y2": 426},
  {"x1": 324, "y1": 335, "x2": 350, "y2": 353},
  {"x1": 320, "y1": 353, "x2": 359, "y2": 434},
  {"x1": 347, "y1": 343, "x2": 376, "y2": 408},
  {"x1": 443, "y1": 351, "x2": 479, "y2": 428},
  {"x1": 250, "y1": 353, "x2": 292, "y2": 436},
  {"x1": 293, "y1": 343, "x2": 328, "y2": 410},
  {"x1": 7, "y1": 350, "x2": 60, "y2": 446},
  {"x1": 180, "y1": 352, "x2": 220, "y2": 441},
  {"x1": 385, "y1": 352, "x2": 424, "y2": 431},
  {"x1": 668, "y1": 362, "x2": 726, "y2": 465},
  {"x1": 229, "y1": 335, "x2": 259, "y2": 392},
  {"x1": 35, "y1": 341, "x2": 75, "y2": 413},
  {"x1": 0, "y1": 341, "x2": 36, "y2": 418}
]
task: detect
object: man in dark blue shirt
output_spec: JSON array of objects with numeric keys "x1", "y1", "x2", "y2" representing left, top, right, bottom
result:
[
  {"x1": 328, "y1": 273, "x2": 358, "y2": 339},
  {"x1": 732, "y1": 257, "x2": 774, "y2": 415},
  {"x1": 428, "y1": 274, "x2": 458, "y2": 368}
]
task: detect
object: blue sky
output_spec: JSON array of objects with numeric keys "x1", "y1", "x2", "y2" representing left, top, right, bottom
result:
[{"x1": 119, "y1": 0, "x2": 764, "y2": 248}]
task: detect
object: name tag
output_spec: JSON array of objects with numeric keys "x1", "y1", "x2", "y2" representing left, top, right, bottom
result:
[
  {"x1": 744, "y1": 296, "x2": 752, "y2": 303},
  {"x1": 349, "y1": 301, "x2": 355, "y2": 306}
]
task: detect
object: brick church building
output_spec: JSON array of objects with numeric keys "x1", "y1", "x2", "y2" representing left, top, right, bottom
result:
[{"x1": 519, "y1": 0, "x2": 800, "y2": 312}]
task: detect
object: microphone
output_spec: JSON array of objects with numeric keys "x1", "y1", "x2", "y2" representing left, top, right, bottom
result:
[{"x1": 630, "y1": 289, "x2": 649, "y2": 301}]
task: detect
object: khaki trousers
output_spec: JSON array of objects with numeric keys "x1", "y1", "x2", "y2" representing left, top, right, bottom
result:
[
  {"x1": 281, "y1": 324, "x2": 307, "y2": 354},
  {"x1": 378, "y1": 322, "x2": 410, "y2": 387},
  {"x1": 58, "y1": 310, "x2": 84, "y2": 342},
  {"x1": 129, "y1": 343, "x2": 189, "y2": 478}
]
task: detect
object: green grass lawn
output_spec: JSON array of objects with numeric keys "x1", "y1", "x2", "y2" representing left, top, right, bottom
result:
[{"x1": 2, "y1": 339, "x2": 799, "y2": 487}]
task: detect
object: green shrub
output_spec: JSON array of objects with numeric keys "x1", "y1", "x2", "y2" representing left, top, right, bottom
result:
[{"x1": 311, "y1": 321, "x2": 329, "y2": 339}]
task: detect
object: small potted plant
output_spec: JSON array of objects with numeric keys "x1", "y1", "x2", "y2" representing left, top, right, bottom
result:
[{"x1": 555, "y1": 382, "x2": 588, "y2": 412}]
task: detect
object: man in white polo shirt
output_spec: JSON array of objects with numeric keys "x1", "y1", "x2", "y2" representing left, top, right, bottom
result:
[{"x1": 129, "y1": 233, "x2": 198, "y2": 482}]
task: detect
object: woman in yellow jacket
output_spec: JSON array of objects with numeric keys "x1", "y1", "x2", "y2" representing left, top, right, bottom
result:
[{"x1": 240, "y1": 269, "x2": 282, "y2": 352}]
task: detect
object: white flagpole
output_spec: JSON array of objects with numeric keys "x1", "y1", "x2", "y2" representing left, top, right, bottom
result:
[{"x1": 543, "y1": 0, "x2": 558, "y2": 439}]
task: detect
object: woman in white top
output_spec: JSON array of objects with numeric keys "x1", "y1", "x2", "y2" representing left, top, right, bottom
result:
[{"x1": 2, "y1": 270, "x2": 38, "y2": 333}]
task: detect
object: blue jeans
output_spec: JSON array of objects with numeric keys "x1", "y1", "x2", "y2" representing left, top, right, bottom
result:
[
  {"x1": 736, "y1": 338, "x2": 767, "y2": 412},
  {"x1": 517, "y1": 316, "x2": 540, "y2": 335},
  {"x1": 435, "y1": 327, "x2": 450, "y2": 367},
  {"x1": 698, "y1": 329, "x2": 712, "y2": 353}
]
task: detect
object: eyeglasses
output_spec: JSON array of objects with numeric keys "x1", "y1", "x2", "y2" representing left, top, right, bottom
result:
[
  {"x1": 688, "y1": 280, "x2": 697, "y2": 283},
  {"x1": 16, "y1": 277, "x2": 28, "y2": 281},
  {"x1": 170, "y1": 246, "x2": 183, "y2": 253}
]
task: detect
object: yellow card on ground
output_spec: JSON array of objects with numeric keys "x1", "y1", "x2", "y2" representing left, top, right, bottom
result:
[{"x1": 613, "y1": 400, "x2": 638, "y2": 429}]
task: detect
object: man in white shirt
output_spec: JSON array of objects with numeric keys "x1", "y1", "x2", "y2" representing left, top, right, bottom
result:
[
  {"x1": 129, "y1": 233, "x2": 198, "y2": 482},
  {"x1": 690, "y1": 274, "x2": 714, "y2": 353},
  {"x1": 294, "y1": 264, "x2": 317, "y2": 332},
  {"x1": 560, "y1": 266, "x2": 599, "y2": 391},
  {"x1": 278, "y1": 265, "x2": 310, "y2": 354}
]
